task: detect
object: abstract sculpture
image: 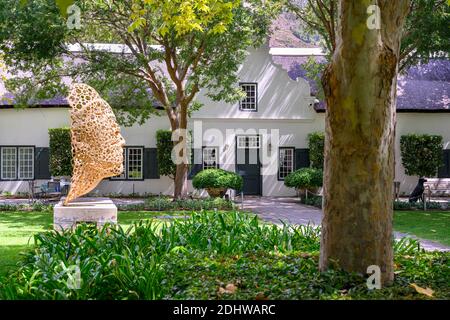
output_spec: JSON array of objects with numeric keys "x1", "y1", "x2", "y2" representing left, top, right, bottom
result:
[{"x1": 64, "y1": 83, "x2": 125, "y2": 205}]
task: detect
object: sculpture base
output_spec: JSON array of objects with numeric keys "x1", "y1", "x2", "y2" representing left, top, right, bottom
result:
[{"x1": 54, "y1": 197, "x2": 117, "y2": 231}]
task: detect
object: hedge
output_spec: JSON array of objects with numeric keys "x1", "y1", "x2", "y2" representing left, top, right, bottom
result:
[
  {"x1": 156, "y1": 130, "x2": 176, "y2": 179},
  {"x1": 307, "y1": 132, "x2": 324, "y2": 169},
  {"x1": 49, "y1": 128, "x2": 72, "y2": 177},
  {"x1": 400, "y1": 134, "x2": 443, "y2": 177}
]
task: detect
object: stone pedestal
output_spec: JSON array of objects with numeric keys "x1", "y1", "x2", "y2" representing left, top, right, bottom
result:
[{"x1": 54, "y1": 197, "x2": 117, "y2": 231}]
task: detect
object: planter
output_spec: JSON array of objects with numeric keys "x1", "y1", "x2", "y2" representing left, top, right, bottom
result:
[{"x1": 206, "y1": 187, "x2": 227, "y2": 198}]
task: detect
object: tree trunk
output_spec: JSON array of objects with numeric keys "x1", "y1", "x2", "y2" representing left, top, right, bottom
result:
[
  {"x1": 319, "y1": 0, "x2": 409, "y2": 286},
  {"x1": 174, "y1": 163, "x2": 189, "y2": 199}
]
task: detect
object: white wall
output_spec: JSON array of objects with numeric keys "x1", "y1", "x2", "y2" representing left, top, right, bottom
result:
[{"x1": 395, "y1": 113, "x2": 450, "y2": 195}]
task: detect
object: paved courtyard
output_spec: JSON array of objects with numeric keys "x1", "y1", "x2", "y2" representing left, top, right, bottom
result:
[{"x1": 242, "y1": 196, "x2": 450, "y2": 252}]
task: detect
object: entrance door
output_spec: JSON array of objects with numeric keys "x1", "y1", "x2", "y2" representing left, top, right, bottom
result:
[{"x1": 235, "y1": 135, "x2": 262, "y2": 195}]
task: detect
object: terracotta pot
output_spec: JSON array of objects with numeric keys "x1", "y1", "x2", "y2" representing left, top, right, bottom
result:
[{"x1": 206, "y1": 187, "x2": 227, "y2": 198}]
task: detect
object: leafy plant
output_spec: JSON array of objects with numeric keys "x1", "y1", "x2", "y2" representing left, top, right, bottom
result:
[
  {"x1": 400, "y1": 134, "x2": 444, "y2": 177},
  {"x1": 308, "y1": 132, "x2": 325, "y2": 169},
  {"x1": 192, "y1": 169, "x2": 243, "y2": 192},
  {"x1": 156, "y1": 130, "x2": 176, "y2": 180},
  {"x1": 284, "y1": 168, "x2": 323, "y2": 190},
  {"x1": 49, "y1": 128, "x2": 72, "y2": 177}
]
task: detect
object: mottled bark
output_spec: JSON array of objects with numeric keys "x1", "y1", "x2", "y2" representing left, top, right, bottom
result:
[{"x1": 319, "y1": 0, "x2": 410, "y2": 286}]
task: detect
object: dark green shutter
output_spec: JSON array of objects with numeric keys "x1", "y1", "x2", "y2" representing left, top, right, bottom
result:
[
  {"x1": 295, "y1": 148, "x2": 310, "y2": 170},
  {"x1": 34, "y1": 147, "x2": 51, "y2": 179},
  {"x1": 144, "y1": 148, "x2": 159, "y2": 179},
  {"x1": 188, "y1": 148, "x2": 203, "y2": 179},
  {"x1": 438, "y1": 150, "x2": 450, "y2": 178}
]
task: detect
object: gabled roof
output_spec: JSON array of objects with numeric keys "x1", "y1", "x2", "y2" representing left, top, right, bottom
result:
[{"x1": 273, "y1": 55, "x2": 450, "y2": 112}]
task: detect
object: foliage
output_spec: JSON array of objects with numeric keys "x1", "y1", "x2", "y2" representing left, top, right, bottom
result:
[
  {"x1": 192, "y1": 169, "x2": 243, "y2": 191},
  {"x1": 48, "y1": 128, "x2": 72, "y2": 177},
  {"x1": 0, "y1": 211, "x2": 448, "y2": 300},
  {"x1": 118, "y1": 197, "x2": 236, "y2": 211},
  {"x1": 393, "y1": 200, "x2": 448, "y2": 211},
  {"x1": 1, "y1": 0, "x2": 280, "y2": 198},
  {"x1": 0, "y1": 202, "x2": 53, "y2": 212},
  {"x1": 307, "y1": 131, "x2": 325, "y2": 169},
  {"x1": 156, "y1": 130, "x2": 176, "y2": 179},
  {"x1": 301, "y1": 194, "x2": 323, "y2": 209},
  {"x1": 284, "y1": 168, "x2": 323, "y2": 190},
  {"x1": 400, "y1": 134, "x2": 444, "y2": 177},
  {"x1": 285, "y1": 0, "x2": 450, "y2": 71}
]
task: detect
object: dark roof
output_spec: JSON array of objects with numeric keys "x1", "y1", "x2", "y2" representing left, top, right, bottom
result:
[
  {"x1": 2, "y1": 55, "x2": 449, "y2": 112},
  {"x1": 273, "y1": 56, "x2": 450, "y2": 112}
]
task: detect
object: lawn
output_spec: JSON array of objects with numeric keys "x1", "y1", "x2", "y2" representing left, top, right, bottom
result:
[
  {"x1": 394, "y1": 211, "x2": 450, "y2": 246},
  {"x1": 0, "y1": 211, "x2": 185, "y2": 277}
]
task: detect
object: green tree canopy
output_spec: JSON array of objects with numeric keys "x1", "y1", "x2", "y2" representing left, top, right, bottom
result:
[{"x1": 0, "y1": 0, "x2": 279, "y2": 198}]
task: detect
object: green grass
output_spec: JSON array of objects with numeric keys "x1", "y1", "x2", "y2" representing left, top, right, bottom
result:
[
  {"x1": 394, "y1": 211, "x2": 450, "y2": 246},
  {"x1": 0, "y1": 211, "x2": 184, "y2": 277}
]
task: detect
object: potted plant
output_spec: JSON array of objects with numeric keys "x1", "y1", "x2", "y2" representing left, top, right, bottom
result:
[
  {"x1": 284, "y1": 168, "x2": 323, "y2": 198},
  {"x1": 192, "y1": 169, "x2": 243, "y2": 198}
]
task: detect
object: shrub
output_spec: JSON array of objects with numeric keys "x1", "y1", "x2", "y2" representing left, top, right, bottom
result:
[
  {"x1": 156, "y1": 130, "x2": 176, "y2": 179},
  {"x1": 284, "y1": 168, "x2": 323, "y2": 190},
  {"x1": 116, "y1": 197, "x2": 236, "y2": 211},
  {"x1": 400, "y1": 134, "x2": 443, "y2": 177},
  {"x1": 308, "y1": 132, "x2": 325, "y2": 169},
  {"x1": 192, "y1": 169, "x2": 243, "y2": 192},
  {"x1": 49, "y1": 128, "x2": 72, "y2": 177}
]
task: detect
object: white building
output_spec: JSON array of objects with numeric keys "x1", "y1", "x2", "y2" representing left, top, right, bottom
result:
[{"x1": 0, "y1": 46, "x2": 449, "y2": 197}]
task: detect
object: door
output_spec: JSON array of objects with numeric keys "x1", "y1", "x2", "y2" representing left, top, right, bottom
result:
[{"x1": 235, "y1": 135, "x2": 262, "y2": 195}]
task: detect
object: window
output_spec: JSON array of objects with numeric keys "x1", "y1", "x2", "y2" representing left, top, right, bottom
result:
[
  {"x1": 127, "y1": 147, "x2": 143, "y2": 180},
  {"x1": 239, "y1": 83, "x2": 257, "y2": 111},
  {"x1": 1, "y1": 146, "x2": 34, "y2": 180},
  {"x1": 111, "y1": 147, "x2": 143, "y2": 180},
  {"x1": 279, "y1": 148, "x2": 294, "y2": 180},
  {"x1": 203, "y1": 147, "x2": 218, "y2": 170},
  {"x1": 237, "y1": 135, "x2": 260, "y2": 149}
]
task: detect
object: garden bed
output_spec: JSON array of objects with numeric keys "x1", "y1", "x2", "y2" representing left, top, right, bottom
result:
[{"x1": 0, "y1": 211, "x2": 448, "y2": 300}]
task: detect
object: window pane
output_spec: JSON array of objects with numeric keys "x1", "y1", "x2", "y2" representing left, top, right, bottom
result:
[
  {"x1": 18, "y1": 147, "x2": 34, "y2": 179},
  {"x1": 240, "y1": 83, "x2": 257, "y2": 111},
  {"x1": 1, "y1": 147, "x2": 17, "y2": 180},
  {"x1": 127, "y1": 148, "x2": 143, "y2": 179},
  {"x1": 279, "y1": 148, "x2": 294, "y2": 180},
  {"x1": 203, "y1": 147, "x2": 218, "y2": 170}
]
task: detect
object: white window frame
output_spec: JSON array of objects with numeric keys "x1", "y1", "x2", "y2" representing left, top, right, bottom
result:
[
  {"x1": 202, "y1": 147, "x2": 218, "y2": 170},
  {"x1": 0, "y1": 146, "x2": 34, "y2": 180},
  {"x1": 18, "y1": 147, "x2": 35, "y2": 180},
  {"x1": 237, "y1": 135, "x2": 260, "y2": 149},
  {"x1": 239, "y1": 83, "x2": 258, "y2": 111},
  {"x1": 278, "y1": 148, "x2": 294, "y2": 180},
  {"x1": 127, "y1": 147, "x2": 143, "y2": 180}
]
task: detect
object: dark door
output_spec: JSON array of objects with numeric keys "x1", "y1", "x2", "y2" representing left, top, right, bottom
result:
[{"x1": 235, "y1": 136, "x2": 262, "y2": 195}]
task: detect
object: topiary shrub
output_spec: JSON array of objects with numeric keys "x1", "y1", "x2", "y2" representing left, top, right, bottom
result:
[
  {"x1": 400, "y1": 134, "x2": 443, "y2": 178},
  {"x1": 192, "y1": 169, "x2": 243, "y2": 198},
  {"x1": 49, "y1": 128, "x2": 72, "y2": 177},
  {"x1": 308, "y1": 132, "x2": 325, "y2": 169},
  {"x1": 284, "y1": 168, "x2": 323, "y2": 196},
  {"x1": 156, "y1": 130, "x2": 176, "y2": 179}
]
